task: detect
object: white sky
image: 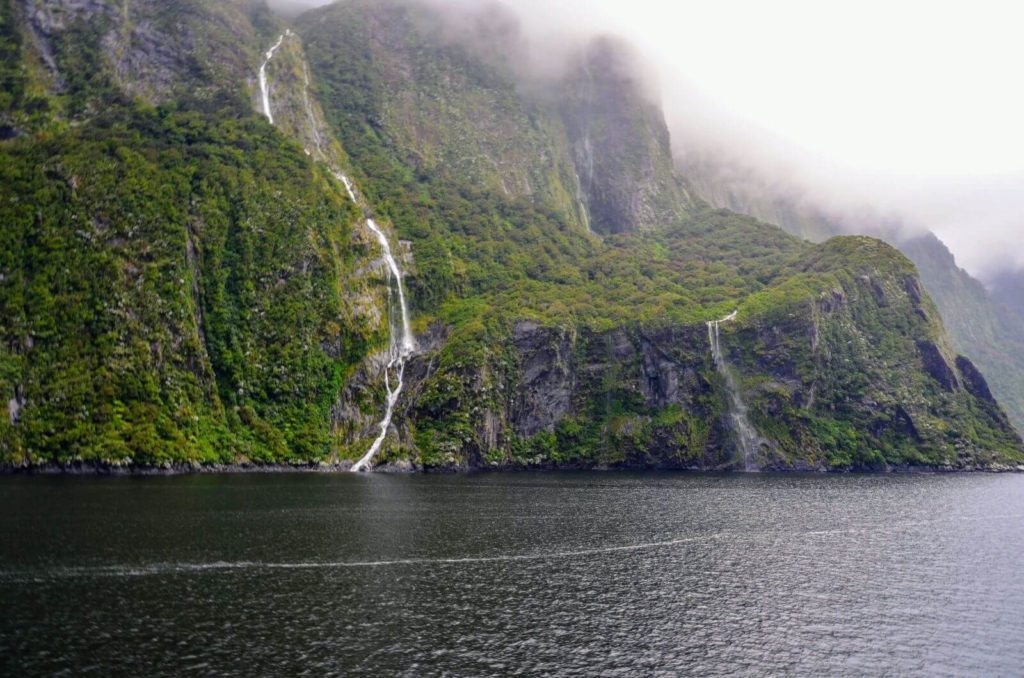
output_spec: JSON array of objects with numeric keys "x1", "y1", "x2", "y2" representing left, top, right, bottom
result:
[{"x1": 278, "y1": 0, "x2": 1024, "y2": 280}]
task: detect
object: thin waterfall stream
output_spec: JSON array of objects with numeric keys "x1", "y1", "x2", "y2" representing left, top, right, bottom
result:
[
  {"x1": 259, "y1": 34, "x2": 416, "y2": 472},
  {"x1": 259, "y1": 30, "x2": 291, "y2": 124},
  {"x1": 707, "y1": 310, "x2": 762, "y2": 470}
]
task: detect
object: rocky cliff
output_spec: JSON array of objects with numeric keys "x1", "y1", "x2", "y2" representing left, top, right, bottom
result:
[
  {"x1": 0, "y1": 0, "x2": 398, "y2": 465},
  {"x1": 298, "y1": 0, "x2": 589, "y2": 231},
  {"x1": 681, "y1": 151, "x2": 1024, "y2": 434},
  {"x1": 6, "y1": 0, "x2": 282, "y2": 127},
  {"x1": 558, "y1": 36, "x2": 691, "y2": 234},
  {"x1": 351, "y1": 236, "x2": 1021, "y2": 471},
  {"x1": 1, "y1": 0, "x2": 1020, "y2": 471}
]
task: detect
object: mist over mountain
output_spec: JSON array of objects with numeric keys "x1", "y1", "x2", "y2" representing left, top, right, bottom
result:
[
  {"x1": 1, "y1": 0, "x2": 1020, "y2": 472},
  {"x1": 679, "y1": 147, "x2": 1024, "y2": 433},
  {"x1": 268, "y1": 0, "x2": 1024, "y2": 429},
  {"x1": 270, "y1": 0, "x2": 1024, "y2": 287}
]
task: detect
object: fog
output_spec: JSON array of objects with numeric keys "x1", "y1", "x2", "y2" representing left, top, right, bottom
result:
[{"x1": 269, "y1": 0, "x2": 1024, "y2": 283}]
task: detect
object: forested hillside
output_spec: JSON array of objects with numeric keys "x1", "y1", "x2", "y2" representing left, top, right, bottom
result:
[
  {"x1": 682, "y1": 152, "x2": 1024, "y2": 434},
  {"x1": 0, "y1": 0, "x2": 1020, "y2": 470}
]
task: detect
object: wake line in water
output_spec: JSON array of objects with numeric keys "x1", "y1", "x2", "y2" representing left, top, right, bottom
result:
[
  {"x1": 4, "y1": 537, "x2": 719, "y2": 581},
  {"x1": 9, "y1": 514, "x2": 1022, "y2": 581}
]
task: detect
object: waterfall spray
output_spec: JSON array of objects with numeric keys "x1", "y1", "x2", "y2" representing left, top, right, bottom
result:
[
  {"x1": 573, "y1": 169, "x2": 591, "y2": 233},
  {"x1": 707, "y1": 311, "x2": 762, "y2": 471}
]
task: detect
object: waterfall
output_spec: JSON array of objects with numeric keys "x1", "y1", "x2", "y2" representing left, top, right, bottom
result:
[
  {"x1": 300, "y1": 61, "x2": 324, "y2": 160},
  {"x1": 258, "y1": 30, "x2": 291, "y2": 124},
  {"x1": 707, "y1": 311, "x2": 762, "y2": 471},
  {"x1": 573, "y1": 169, "x2": 591, "y2": 233},
  {"x1": 350, "y1": 212, "x2": 417, "y2": 472},
  {"x1": 258, "y1": 35, "x2": 416, "y2": 472}
]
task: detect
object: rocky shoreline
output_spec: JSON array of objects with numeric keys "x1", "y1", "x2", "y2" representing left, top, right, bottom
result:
[{"x1": 3, "y1": 460, "x2": 1023, "y2": 476}]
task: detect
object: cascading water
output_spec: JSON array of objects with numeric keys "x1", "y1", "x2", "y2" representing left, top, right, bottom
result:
[
  {"x1": 258, "y1": 35, "x2": 416, "y2": 472},
  {"x1": 259, "y1": 30, "x2": 291, "y2": 124},
  {"x1": 573, "y1": 169, "x2": 591, "y2": 233},
  {"x1": 707, "y1": 310, "x2": 762, "y2": 471},
  {"x1": 349, "y1": 211, "x2": 417, "y2": 472},
  {"x1": 300, "y1": 61, "x2": 324, "y2": 159}
]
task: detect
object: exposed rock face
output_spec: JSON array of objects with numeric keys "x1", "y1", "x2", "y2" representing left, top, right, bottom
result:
[
  {"x1": 4, "y1": 0, "x2": 1021, "y2": 472},
  {"x1": 681, "y1": 151, "x2": 1024, "y2": 435},
  {"x1": 559, "y1": 37, "x2": 691, "y2": 234},
  {"x1": 356, "y1": 237, "x2": 1023, "y2": 471},
  {"x1": 19, "y1": 0, "x2": 270, "y2": 109},
  {"x1": 510, "y1": 321, "x2": 575, "y2": 438},
  {"x1": 298, "y1": 1, "x2": 692, "y2": 237},
  {"x1": 957, "y1": 356, "x2": 995, "y2": 402},
  {"x1": 7, "y1": 385, "x2": 23, "y2": 425},
  {"x1": 297, "y1": 0, "x2": 587, "y2": 230},
  {"x1": 917, "y1": 340, "x2": 959, "y2": 392}
]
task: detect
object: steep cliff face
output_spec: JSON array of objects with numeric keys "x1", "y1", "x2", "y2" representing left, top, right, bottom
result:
[
  {"x1": 7, "y1": 0, "x2": 278, "y2": 127},
  {"x1": 0, "y1": 0, "x2": 399, "y2": 466},
  {"x1": 559, "y1": 37, "x2": 691, "y2": 234},
  {"x1": 0, "y1": 108, "x2": 383, "y2": 465},
  {"x1": 295, "y1": 0, "x2": 1020, "y2": 470},
  {"x1": 297, "y1": 0, "x2": 693, "y2": 237},
  {"x1": 681, "y1": 152, "x2": 1024, "y2": 434},
  {"x1": 359, "y1": 237, "x2": 1021, "y2": 471},
  {"x1": 1, "y1": 0, "x2": 1020, "y2": 471},
  {"x1": 297, "y1": 0, "x2": 587, "y2": 231}
]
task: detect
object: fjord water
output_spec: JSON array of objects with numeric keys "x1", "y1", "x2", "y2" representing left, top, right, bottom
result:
[{"x1": 2, "y1": 473, "x2": 1024, "y2": 675}]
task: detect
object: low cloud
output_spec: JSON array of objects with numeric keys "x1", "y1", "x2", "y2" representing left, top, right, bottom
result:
[{"x1": 270, "y1": 0, "x2": 1024, "y2": 283}]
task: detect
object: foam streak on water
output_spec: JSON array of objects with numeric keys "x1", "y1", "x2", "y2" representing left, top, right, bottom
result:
[
  {"x1": 6, "y1": 512, "x2": 1023, "y2": 582},
  {"x1": 6, "y1": 473, "x2": 1024, "y2": 675}
]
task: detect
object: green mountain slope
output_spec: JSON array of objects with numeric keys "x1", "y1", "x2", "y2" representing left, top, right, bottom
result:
[
  {"x1": 0, "y1": 106, "x2": 378, "y2": 464},
  {"x1": 0, "y1": 0, "x2": 1020, "y2": 470},
  {"x1": 0, "y1": 0, "x2": 394, "y2": 465},
  {"x1": 682, "y1": 152, "x2": 1024, "y2": 433},
  {"x1": 297, "y1": 0, "x2": 1021, "y2": 469}
]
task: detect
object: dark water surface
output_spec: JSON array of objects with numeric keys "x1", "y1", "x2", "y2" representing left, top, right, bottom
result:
[{"x1": 2, "y1": 472, "x2": 1023, "y2": 675}]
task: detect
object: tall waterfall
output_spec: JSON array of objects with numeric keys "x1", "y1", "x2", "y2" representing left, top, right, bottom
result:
[
  {"x1": 350, "y1": 211, "x2": 417, "y2": 472},
  {"x1": 707, "y1": 311, "x2": 762, "y2": 471},
  {"x1": 258, "y1": 31, "x2": 291, "y2": 124},
  {"x1": 258, "y1": 35, "x2": 416, "y2": 472}
]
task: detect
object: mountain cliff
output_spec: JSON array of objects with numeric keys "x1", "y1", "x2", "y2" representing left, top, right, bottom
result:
[
  {"x1": 558, "y1": 36, "x2": 692, "y2": 234},
  {"x1": 0, "y1": 0, "x2": 1020, "y2": 471},
  {"x1": 681, "y1": 152, "x2": 1024, "y2": 434}
]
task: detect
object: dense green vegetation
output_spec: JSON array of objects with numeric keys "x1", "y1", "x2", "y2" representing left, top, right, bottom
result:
[
  {"x1": 684, "y1": 155, "x2": 1024, "y2": 435},
  {"x1": 300, "y1": 2, "x2": 806, "y2": 330},
  {"x1": 297, "y1": 1, "x2": 1020, "y2": 469},
  {"x1": 0, "y1": 0, "x2": 1019, "y2": 470},
  {"x1": 0, "y1": 104, "x2": 372, "y2": 465}
]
